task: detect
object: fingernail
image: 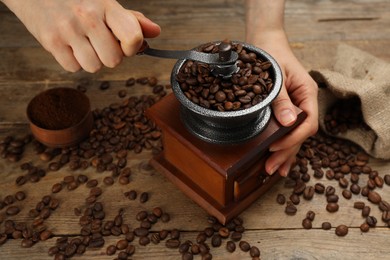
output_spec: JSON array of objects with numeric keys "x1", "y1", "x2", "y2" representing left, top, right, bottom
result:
[
  {"x1": 279, "y1": 109, "x2": 296, "y2": 126},
  {"x1": 268, "y1": 164, "x2": 280, "y2": 175},
  {"x1": 269, "y1": 145, "x2": 278, "y2": 152}
]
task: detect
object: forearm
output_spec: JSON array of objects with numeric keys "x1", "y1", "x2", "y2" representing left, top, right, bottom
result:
[{"x1": 245, "y1": 0, "x2": 286, "y2": 43}]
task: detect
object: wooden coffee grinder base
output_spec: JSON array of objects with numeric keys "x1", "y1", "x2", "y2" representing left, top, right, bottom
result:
[{"x1": 146, "y1": 93, "x2": 306, "y2": 224}]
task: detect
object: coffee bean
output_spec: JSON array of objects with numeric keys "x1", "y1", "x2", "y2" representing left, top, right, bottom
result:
[
  {"x1": 182, "y1": 252, "x2": 194, "y2": 260},
  {"x1": 250, "y1": 246, "x2": 261, "y2": 257},
  {"x1": 326, "y1": 203, "x2": 339, "y2": 212},
  {"x1": 335, "y1": 225, "x2": 348, "y2": 236},
  {"x1": 166, "y1": 238, "x2": 181, "y2": 248},
  {"x1": 362, "y1": 206, "x2": 371, "y2": 218},
  {"x1": 368, "y1": 191, "x2": 382, "y2": 204},
  {"x1": 15, "y1": 191, "x2": 26, "y2": 201},
  {"x1": 302, "y1": 218, "x2": 312, "y2": 229},
  {"x1": 171, "y1": 229, "x2": 180, "y2": 239},
  {"x1": 306, "y1": 211, "x2": 315, "y2": 221},
  {"x1": 116, "y1": 239, "x2": 128, "y2": 250},
  {"x1": 218, "y1": 227, "x2": 229, "y2": 238},
  {"x1": 384, "y1": 175, "x2": 390, "y2": 186},
  {"x1": 325, "y1": 186, "x2": 335, "y2": 196},
  {"x1": 6, "y1": 205, "x2": 20, "y2": 216},
  {"x1": 139, "y1": 192, "x2": 149, "y2": 203},
  {"x1": 86, "y1": 179, "x2": 98, "y2": 188},
  {"x1": 366, "y1": 216, "x2": 377, "y2": 227},
  {"x1": 127, "y1": 190, "x2": 137, "y2": 200},
  {"x1": 134, "y1": 227, "x2": 149, "y2": 237},
  {"x1": 211, "y1": 235, "x2": 222, "y2": 247},
  {"x1": 303, "y1": 186, "x2": 315, "y2": 200},
  {"x1": 354, "y1": 201, "x2": 365, "y2": 209},
  {"x1": 276, "y1": 194, "x2": 286, "y2": 205},
  {"x1": 226, "y1": 241, "x2": 236, "y2": 252},
  {"x1": 290, "y1": 194, "x2": 300, "y2": 205},
  {"x1": 103, "y1": 176, "x2": 114, "y2": 186},
  {"x1": 139, "y1": 236, "x2": 150, "y2": 246},
  {"x1": 285, "y1": 203, "x2": 297, "y2": 215},
  {"x1": 360, "y1": 223, "x2": 370, "y2": 232},
  {"x1": 342, "y1": 190, "x2": 352, "y2": 199},
  {"x1": 314, "y1": 183, "x2": 325, "y2": 194},
  {"x1": 230, "y1": 231, "x2": 242, "y2": 241},
  {"x1": 100, "y1": 81, "x2": 110, "y2": 90},
  {"x1": 106, "y1": 245, "x2": 116, "y2": 256},
  {"x1": 161, "y1": 213, "x2": 170, "y2": 223},
  {"x1": 21, "y1": 238, "x2": 34, "y2": 248},
  {"x1": 136, "y1": 211, "x2": 148, "y2": 221},
  {"x1": 239, "y1": 241, "x2": 251, "y2": 252},
  {"x1": 321, "y1": 222, "x2": 332, "y2": 230}
]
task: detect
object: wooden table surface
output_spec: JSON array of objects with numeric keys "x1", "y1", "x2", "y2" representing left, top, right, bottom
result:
[{"x1": 1, "y1": 0, "x2": 389, "y2": 259}]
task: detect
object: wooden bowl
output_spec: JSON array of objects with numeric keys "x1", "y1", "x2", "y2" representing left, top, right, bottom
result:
[{"x1": 26, "y1": 87, "x2": 93, "y2": 148}]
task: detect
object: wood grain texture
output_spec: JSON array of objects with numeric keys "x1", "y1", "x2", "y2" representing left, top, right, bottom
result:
[{"x1": 0, "y1": 0, "x2": 389, "y2": 259}]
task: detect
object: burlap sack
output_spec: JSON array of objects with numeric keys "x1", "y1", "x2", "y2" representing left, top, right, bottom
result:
[{"x1": 309, "y1": 44, "x2": 390, "y2": 159}]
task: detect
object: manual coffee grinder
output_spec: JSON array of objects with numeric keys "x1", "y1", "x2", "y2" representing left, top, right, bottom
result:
[{"x1": 142, "y1": 41, "x2": 306, "y2": 224}]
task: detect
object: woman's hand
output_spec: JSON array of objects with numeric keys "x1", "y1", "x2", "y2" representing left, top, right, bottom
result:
[
  {"x1": 250, "y1": 30, "x2": 318, "y2": 176},
  {"x1": 2, "y1": 0, "x2": 161, "y2": 72}
]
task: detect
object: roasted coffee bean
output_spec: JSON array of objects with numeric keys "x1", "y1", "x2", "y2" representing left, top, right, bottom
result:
[
  {"x1": 182, "y1": 252, "x2": 194, "y2": 260},
  {"x1": 368, "y1": 191, "x2": 382, "y2": 204},
  {"x1": 159, "y1": 230, "x2": 169, "y2": 240},
  {"x1": 379, "y1": 201, "x2": 390, "y2": 212},
  {"x1": 6, "y1": 205, "x2": 20, "y2": 216},
  {"x1": 354, "y1": 202, "x2": 365, "y2": 209},
  {"x1": 196, "y1": 233, "x2": 207, "y2": 244},
  {"x1": 86, "y1": 179, "x2": 98, "y2": 188},
  {"x1": 152, "y1": 207, "x2": 163, "y2": 218},
  {"x1": 327, "y1": 194, "x2": 339, "y2": 203},
  {"x1": 51, "y1": 183, "x2": 63, "y2": 193},
  {"x1": 151, "y1": 233, "x2": 161, "y2": 244},
  {"x1": 350, "y1": 183, "x2": 361, "y2": 195},
  {"x1": 125, "y1": 232, "x2": 135, "y2": 242},
  {"x1": 166, "y1": 238, "x2": 181, "y2": 248},
  {"x1": 218, "y1": 227, "x2": 229, "y2": 238},
  {"x1": 21, "y1": 238, "x2": 34, "y2": 248},
  {"x1": 116, "y1": 239, "x2": 128, "y2": 250},
  {"x1": 303, "y1": 186, "x2": 315, "y2": 200},
  {"x1": 342, "y1": 190, "x2": 352, "y2": 199},
  {"x1": 384, "y1": 175, "x2": 390, "y2": 186},
  {"x1": 226, "y1": 241, "x2": 236, "y2": 252},
  {"x1": 335, "y1": 225, "x2": 348, "y2": 236},
  {"x1": 134, "y1": 227, "x2": 149, "y2": 237},
  {"x1": 100, "y1": 81, "x2": 110, "y2": 90},
  {"x1": 136, "y1": 211, "x2": 148, "y2": 221},
  {"x1": 140, "y1": 192, "x2": 149, "y2": 203},
  {"x1": 360, "y1": 223, "x2": 370, "y2": 232},
  {"x1": 139, "y1": 236, "x2": 150, "y2": 246},
  {"x1": 314, "y1": 183, "x2": 325, "y2": 194},
  {"x1": 382, "y1": 211, "x2": 390, "y2": 222},
  {"x1": 321, "y1": 222, "x2": 332, "y2": 230},
  {"x1": 362, "y1": 206, "x2": 371, "y2": 218},
  {"x1": 127, "y1": 190, "x2": 137, "y2": 200},
  {"x1": 230, "y1": 231, "x2": 242, "y2": 241},
  {"x1": 250, "y1": 246, "x2": 261, "y2": 257},
  {"x1": 15, "y1": 191, "x2": 26, "y2": 201},
  {"x1": 306, "y1": 211, "x2": 315, "y2": 221},
  {"x1": 276, "y1": 194, "x2": 286, "y2": 205},
  {"x1": 171, "y1": 229, "x2": 180, "y2": 239},
  {"x1": 211, "y1": 235, "x2": 222, "y2": 247},
  {"x1": 366, "y1": 216, "x2": 377, "y2": 227},
  {"x1": 106, "y1": 245, "x2": 116, "y2": 256},
  {"x1": 103, "y1": 176, "x2": 114, "y2": 186},
  {"x1": 239, "y1": 241, "x2": 251, "y2": 252},
  {"x1": 326, "y1": 203, "x2": 339, "y2": 212},
  {"x1": 325, "y1": 186, "x2": 335, "y2": 196},
  {"x1": 302, "y1": 218, "x2": 312, "y2": 229},
  {"x1": 285, "y1": 203, "x2": 297, "y2": 215},
  {"x1": 290, "y1": 194, "x2": 300, "y2": 205},
  {"x1": 161, "y1": 213, "x2": 170, "y2": 223}
]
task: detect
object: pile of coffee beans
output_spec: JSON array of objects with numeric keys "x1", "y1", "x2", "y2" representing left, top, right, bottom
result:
[
  {"x1": 0, "y1": 76, "x2": 264, "y2": 259},
  {"x1": 277, "y1": 129, "x2": 390, "y2": 236},
  {"x1": 324, "y1": 96, "x2": 371, "y2": 135},
  {"x1": 176, "y1": 42, "x2": 274, "y2": 111}
]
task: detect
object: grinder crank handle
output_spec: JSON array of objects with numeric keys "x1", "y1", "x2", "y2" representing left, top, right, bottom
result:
[{"x1": 136, "y1": 41, "x2": 238, "y2": 65}]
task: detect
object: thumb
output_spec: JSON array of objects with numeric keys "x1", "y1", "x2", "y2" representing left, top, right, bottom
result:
[
  {"x1": 131, "y1": 11, "x2": 161, "y2": 38},
  {"x1": 272, "y1": 85, "x2": 297, "y2": 127}
]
